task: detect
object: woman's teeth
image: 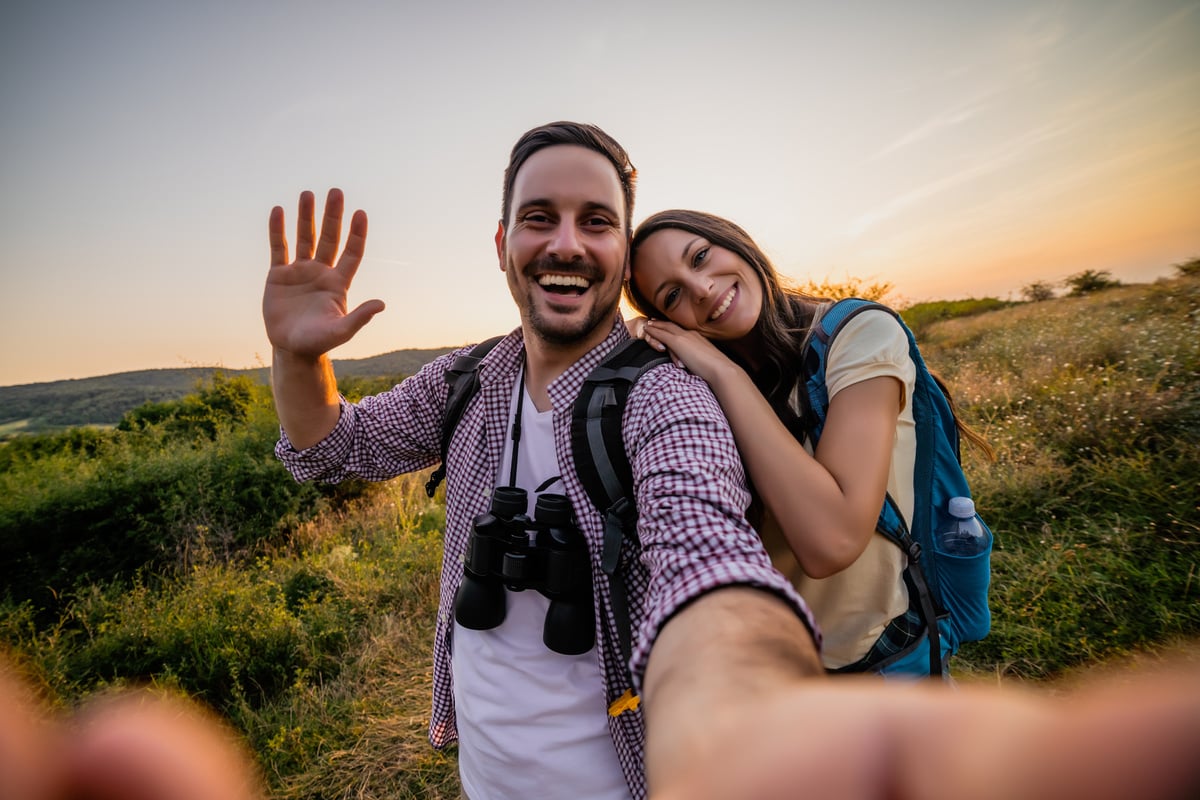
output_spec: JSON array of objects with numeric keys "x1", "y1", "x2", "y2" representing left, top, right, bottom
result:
[{"x1": 710, "y1": 286, "x2": 736, "y2": 320}]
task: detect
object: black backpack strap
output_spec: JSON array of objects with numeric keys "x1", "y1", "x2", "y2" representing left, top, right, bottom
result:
[
  {"x1": 424, "y1": 336, "x2": 505, "y2": 498},
  {"x1": 571, "y1": 339, "x2": 669, "y2": 696}
]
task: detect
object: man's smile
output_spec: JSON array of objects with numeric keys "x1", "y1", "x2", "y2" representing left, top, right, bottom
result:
[{"x1": 537, "y1": 273, "x2": 592, "y2": 295}]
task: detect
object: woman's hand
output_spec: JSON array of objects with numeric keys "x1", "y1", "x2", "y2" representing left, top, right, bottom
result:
[{"x1": 638, "y1": 319, "x2": 737, "y2": 386}]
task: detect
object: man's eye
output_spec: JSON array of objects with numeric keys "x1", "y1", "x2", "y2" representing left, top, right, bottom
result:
[
  {"x1": 584, "y1": 215, "x2": 614, "y2": 228},
  {"x1": 523, "y1": 212, "x2": 551, "y2": 224}
]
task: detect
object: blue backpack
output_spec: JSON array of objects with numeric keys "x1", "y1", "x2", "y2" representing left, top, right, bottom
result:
[{"x1": 800, "y1": 298, "x2": 992, "y2": 677}]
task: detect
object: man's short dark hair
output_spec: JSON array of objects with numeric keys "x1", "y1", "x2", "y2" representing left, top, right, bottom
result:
[{"x1": 501, "y1": 121, "x2": 637, "y2": 233}]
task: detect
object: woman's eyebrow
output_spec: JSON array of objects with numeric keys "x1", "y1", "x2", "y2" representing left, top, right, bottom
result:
[{"x1": 680, "y1": 236, "x2": 701, "y2": 262}]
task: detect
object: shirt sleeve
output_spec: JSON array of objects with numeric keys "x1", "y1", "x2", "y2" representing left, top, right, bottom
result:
[
  {"x1": 623, "y1": 365, "x2": 820, "y2": 686},
  {"x1": 274, "y1": 349, "x2": 463, "y2": 483},
  {"x1": 824, "y1": 309, "x2": 915, "y2": 409}
]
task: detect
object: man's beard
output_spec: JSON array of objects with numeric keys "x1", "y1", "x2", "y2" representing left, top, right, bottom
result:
[{"x1": 520, "y1": 256, "x2": 620, "y2": 346}]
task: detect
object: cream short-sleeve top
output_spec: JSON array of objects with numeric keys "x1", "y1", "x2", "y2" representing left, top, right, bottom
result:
[{"x1": 758, "y1": 308, "x2": 917, "y2": 669}]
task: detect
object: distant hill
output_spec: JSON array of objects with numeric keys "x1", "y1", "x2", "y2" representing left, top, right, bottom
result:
[{"x1": 0, "y1": 347, "x2": 458, "y2": 434}]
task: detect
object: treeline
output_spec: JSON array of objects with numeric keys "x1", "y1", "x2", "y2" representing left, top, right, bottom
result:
[{"x1": 0, "y1": 346, "x2": 458, "y2": 435}]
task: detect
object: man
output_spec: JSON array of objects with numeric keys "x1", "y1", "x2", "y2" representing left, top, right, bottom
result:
[{"x1": 263, "y1": 121, "x2": 821, "y2": 799}]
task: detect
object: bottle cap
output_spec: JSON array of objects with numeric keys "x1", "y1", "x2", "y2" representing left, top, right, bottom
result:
[{"x1": 949, "y1": 496, "x2": 976, "y2": 518}]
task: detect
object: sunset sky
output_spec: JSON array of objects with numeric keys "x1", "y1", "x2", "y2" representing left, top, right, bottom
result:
[{"x1": 2, "y1": 0, "x2": 1197, "y2": 386}]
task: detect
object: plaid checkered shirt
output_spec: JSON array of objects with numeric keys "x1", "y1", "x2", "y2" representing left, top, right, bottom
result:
[{"x1": 276, "y1": 317, "x2": 818, "y2": 798}]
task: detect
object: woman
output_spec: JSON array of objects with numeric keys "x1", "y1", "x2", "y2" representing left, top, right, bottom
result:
[{"x1": 625, "y1": 209, "x2": 990, "y2": 675}]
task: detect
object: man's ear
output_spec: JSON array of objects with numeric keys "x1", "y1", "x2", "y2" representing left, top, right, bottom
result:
[{"x1": 495, "y1": 221, "x2": 506, "y2": 271}]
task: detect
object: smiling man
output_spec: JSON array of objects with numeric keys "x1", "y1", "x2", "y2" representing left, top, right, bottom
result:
[{"x1": 264, "y1": 121, "x2": 821, "y2": 799}]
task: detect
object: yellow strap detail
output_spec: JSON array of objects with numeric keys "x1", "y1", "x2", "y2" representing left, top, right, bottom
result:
[{"x1": 607, "y1": 688, "x2": 640, "y2": 717}]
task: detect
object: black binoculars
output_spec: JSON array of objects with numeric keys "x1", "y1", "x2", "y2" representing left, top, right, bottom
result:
[{"x1": 454, "y1": 486, "x2": 595, "y2": 655}]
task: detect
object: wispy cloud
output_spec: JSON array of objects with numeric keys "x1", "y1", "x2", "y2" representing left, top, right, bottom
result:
[
  {"x1": 1104, "y1": 2, "x2": 1198, "y2": 73},
  {"x1": 869, "y1": 102, "x2": 985, "y2": 162},
  {"x1": 846, "y1": 121, "x2": 1074, "y2": 237}
]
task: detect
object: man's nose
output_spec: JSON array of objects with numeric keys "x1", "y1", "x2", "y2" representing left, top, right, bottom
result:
[{"x1": 547, "y1": 222, "x2": 585, "y2": 261}]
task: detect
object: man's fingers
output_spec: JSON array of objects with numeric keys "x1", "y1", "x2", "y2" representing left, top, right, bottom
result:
[
  {"x1": 295, "y1": 190, "x2": 316, "y2": 261},
  {"x1": 335, "y1": 209, "x2": 369, "y2": 281},
  {"x1": 314, "y1": 188, "x2": 345, "y2": 265},
  {"x1": 341, "y1": 299, "x2": 386, "y2": 338},
  {"x1": 268, "y1": 206, "x2": 289, "y2": 267}
]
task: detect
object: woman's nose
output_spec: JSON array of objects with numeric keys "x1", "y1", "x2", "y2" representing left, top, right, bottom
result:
[{"x1": 689, "y1": 275, "x2": 714, "y2": 301}]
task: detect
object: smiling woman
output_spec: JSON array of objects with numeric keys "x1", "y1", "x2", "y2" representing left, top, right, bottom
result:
[{"x1": 626, "y1": 208, "x2": 996, "y2": 677}]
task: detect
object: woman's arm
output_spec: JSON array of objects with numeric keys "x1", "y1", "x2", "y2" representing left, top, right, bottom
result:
[{"x1": 640, "y1": 319, "x2": 900, "y2": 578}]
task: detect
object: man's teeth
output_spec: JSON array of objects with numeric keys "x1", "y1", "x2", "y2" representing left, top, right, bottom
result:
[
  {"x1": 710, "y1": 287, "x2": 736, "y2": 320},
  {"x1": 538, "y1": 274, "x2": 590, "y2": 289}
]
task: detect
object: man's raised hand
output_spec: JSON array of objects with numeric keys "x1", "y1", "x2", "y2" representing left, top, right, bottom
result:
[{"x1": 264, "y1": 188, "x2": 385, "y2": 360}]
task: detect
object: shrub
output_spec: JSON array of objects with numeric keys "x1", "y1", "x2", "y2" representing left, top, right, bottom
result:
[
  {"x1": 1063, "y1": 269, "x2": 1120, "y2": 296},
  {"x1": 118, "y1": 372, "x2": 258, "y2": 440},
  {"x1": 0, "y1": 380, "x2": 331, "y2": 611},
  {"x1": 1021, "y1": 280, "x2": 1056, "y2": 302},
  {"x1": 791, "y1": 275, "x2": 895, "y2": 302},
  {"x1": 1175, "y1": 256, "x2": 1200, "y2": 277}
]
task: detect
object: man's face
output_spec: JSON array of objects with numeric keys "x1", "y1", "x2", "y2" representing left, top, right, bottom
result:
[{"x1": 496, "y1": 144, "x2": 629, "y2": 348}]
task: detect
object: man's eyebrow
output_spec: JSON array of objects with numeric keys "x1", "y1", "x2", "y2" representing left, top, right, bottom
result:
[
  {"x1": 582, "y1": 200, "x2": 621, "y2": 219},
  {"x1": 515, "y1": 198, "x2": 551, "y2": 213},
  {"x1": 515, "y1": 200, "x2": 620, "y2": 218}
]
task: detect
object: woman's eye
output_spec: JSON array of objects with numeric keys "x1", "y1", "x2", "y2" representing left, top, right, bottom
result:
[
  {"x1": 663, "y1": 287, "x2": 680, "y2": 309},
  {"x1": 693, "y1": 247, "x2": 709, "y2": 268}
]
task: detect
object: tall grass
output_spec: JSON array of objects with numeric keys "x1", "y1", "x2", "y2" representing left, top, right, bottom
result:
[
  {"x1": 2, "y1": 475, "x2": 460, "y2": 799},
  {"x1": 921, "y1": 276, "x2": 1200, "y2": 678}
]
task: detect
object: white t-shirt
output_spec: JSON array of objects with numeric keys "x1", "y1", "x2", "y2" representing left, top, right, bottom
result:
[
  {"x1": 760, "y1": 309, "x2": 916, "y2": 669},
  {"x1": 452, "y1": 379, "x2": 630, "y2": 800}
]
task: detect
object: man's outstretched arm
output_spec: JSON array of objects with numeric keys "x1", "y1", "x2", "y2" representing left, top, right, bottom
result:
[
  {"x1": 642, "y1": 586, "x2": 824, "y2": 793},
  {"x1": 264, "y1": 188, "x2": 384, "y2": 449},
  {"x1": 646, "y1": 605, "x2": 1200, "y2": 800}
]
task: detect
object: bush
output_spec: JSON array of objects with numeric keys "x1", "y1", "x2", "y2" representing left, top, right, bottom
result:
[
  {"x1": 1063, "y1": 269, "x2": 1120, "y2": 296},
  {"x1": 0, "y1": 380, "x2": 331, "y2": 611},
  {"x1": 792, "y1": 275, "x2": 894, "y2": 302},
  {"x1": 1175, "y1": 256, "x2": 1200, "y2": 277},
  {"x1": 1021, "y1": 280, "x2": 1056, "y2": 302}
]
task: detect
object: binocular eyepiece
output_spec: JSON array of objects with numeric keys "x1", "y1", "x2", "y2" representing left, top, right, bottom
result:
[{"x1": 454, "y1": 486, "x2": 595, "y2": 655}]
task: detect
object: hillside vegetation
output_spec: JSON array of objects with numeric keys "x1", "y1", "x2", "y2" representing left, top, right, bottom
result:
[
  {"x1": 0, "y1": 346, "x2": 457, "y2": 434},
  {"x1": 2, "y1": 276, "x2": 1198, "y2": 798}
]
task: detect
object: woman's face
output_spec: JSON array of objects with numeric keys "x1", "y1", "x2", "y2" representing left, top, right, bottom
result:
[{"x1": 632, "y1": 228, "x2": 763, "y2": 340}]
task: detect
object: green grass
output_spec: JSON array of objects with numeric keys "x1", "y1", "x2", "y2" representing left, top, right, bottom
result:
[
  {"x1": 919, "y1": 277, "x2": 1200, "y2": 678},
  {"x1": 1, "y1": 275, "x2": 1198, "y2": 795}
]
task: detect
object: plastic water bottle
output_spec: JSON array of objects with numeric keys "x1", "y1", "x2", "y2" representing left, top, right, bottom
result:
[{"x1": 939, "y1": 497, "x2": 988, "y2": 556}]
